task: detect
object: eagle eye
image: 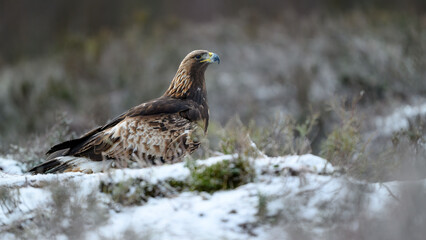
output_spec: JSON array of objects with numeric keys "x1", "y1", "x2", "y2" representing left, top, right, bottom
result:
[{"x1": 195, "y1": 55, "x2": 202, "y2": 60}]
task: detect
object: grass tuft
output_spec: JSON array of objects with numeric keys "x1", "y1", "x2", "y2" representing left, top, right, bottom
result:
[
  {"x1": 4, "y1": 181, "x2": 109, "y2": 239},
  {"x1": 99, "y1": 178, "x2": 183, "y2": 206},
  {"x1": 186, "y1": 156, "x2": 255, "y2": 193},
  {"x1": 0, "y1": 187, "x2": 21, "y2": 217}
]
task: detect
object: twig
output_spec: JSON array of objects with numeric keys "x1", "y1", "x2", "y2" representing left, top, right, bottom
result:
[{"x1": 380, "y1": 183, "x2": 400, "y2": 202}]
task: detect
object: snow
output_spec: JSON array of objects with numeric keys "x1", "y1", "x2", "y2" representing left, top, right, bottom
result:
[
  {"x1": 0, "y1": 158, "x2": 23, "y2": 175},
  {"x1": 375, "y1": 102, "x2": 426, "y2": 135},
  {"x1": 0, "y1": 154, "x2": 424, "y2": 239}
]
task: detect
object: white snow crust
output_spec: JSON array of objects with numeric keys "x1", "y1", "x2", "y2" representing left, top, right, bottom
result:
[{"x1": 0, "y1": 154, "x2": 421, "y2": 240}]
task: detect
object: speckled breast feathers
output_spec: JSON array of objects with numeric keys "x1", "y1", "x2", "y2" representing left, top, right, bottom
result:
[{"x1": 101, "y1": 114, "x2": 203, "y2": 167}]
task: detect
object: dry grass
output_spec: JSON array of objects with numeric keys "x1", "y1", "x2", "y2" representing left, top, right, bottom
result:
[{"x1": 3, "y1": 181, "x2": 109, "y2": 240}]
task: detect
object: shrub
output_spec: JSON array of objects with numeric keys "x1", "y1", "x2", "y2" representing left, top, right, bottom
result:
[{"x1": 250, "y1": 113, "x2": 318, "y2": 157}]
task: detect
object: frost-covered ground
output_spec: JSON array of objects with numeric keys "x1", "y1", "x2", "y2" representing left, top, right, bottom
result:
[{"x1": 1, "y1": 154, "x2": 422, "y2": 240}]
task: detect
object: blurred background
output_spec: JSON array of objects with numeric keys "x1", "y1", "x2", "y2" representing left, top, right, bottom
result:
[{"x1": 0, "y1": 0, "x2": 425, "y2": 180}]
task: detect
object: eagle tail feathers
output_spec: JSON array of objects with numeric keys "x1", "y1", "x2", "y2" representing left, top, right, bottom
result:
[
  {"x1": 46, "y1": 127, "x2": 103, "y2": 155},
  {"x1": 29, "y1": 156, "x2": 113, "y2": 174}
]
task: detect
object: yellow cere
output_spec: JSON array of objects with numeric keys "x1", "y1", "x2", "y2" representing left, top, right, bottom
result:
[{"x1": 200, "y1": 52, "x2": 214, "y2": 63}]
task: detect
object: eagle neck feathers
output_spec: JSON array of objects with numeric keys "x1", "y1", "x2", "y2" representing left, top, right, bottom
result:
[{"x1": 164, "y1": 63, "x2": 208, "y2": 106}]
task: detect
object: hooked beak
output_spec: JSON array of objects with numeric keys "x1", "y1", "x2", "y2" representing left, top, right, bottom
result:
[{"x1": 201, "y1": 52, "x2": 220, "y2": 64}]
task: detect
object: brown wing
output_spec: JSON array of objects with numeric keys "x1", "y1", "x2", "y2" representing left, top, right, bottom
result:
[
  {"x1": 87, "y1": 113, "x2": 203, "y2": 167},
  {"x1": 46, "y1": 96, "x2": 206, "y2": 161}
]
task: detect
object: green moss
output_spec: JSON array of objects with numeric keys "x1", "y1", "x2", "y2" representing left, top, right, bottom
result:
[
  {"x1": 99, "y1": 157, "x2": 256, "y2": 205},
  {"x1": 164, "y1": 178, "x2": 187, "y2": 192},
  {"x1": 187, "y1": 157, "x2": 255, "y2": 193}
]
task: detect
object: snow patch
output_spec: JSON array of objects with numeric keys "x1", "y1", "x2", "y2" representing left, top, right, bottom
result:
[
  {"x1": 375, "y1": 102, "x2": 426, "y2": 135},
  {"x1": 0, "y1": 154, "x2": 422, "y2": 240},
  {"x1": 0, "y1": 158, "x2": 23, "y2": 174}
]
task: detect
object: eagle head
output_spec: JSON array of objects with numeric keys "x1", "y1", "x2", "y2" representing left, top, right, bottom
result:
[
  {"x1": 184, "y1": 49, "x2": 220, "y2": 65},
  {"x1": 164, "y1": 50, "x2": 219, "y2": 99}
]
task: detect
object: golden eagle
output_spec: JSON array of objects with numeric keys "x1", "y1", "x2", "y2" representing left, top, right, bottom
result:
[{"x1": 29, "y1": 50, "x2": 220, "y2": 174}]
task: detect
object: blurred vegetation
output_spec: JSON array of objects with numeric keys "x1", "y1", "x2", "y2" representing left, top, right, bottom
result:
[
  {"x1": 270, "y1": 180, "x2": 426, "y2": 240},
  {"x1": 0, "y1": 187, "x2": 21, "y2": 216},
  {"x1": 0, "y1": 0, "x2": 424, "y2": 63},
  {"x1": 4, "y1": 181, "x2": 109, "y2": 239}
]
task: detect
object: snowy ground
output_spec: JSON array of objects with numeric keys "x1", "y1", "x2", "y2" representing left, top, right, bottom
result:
[
  {"x1": 0, "y1": 154, "x2": 423, "y2": 240},
  {"x1": 374, "y1": 101, "x2": 426, "y2": 135}
]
